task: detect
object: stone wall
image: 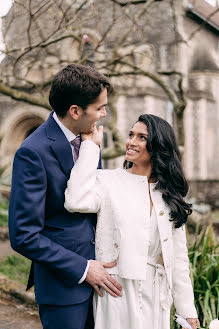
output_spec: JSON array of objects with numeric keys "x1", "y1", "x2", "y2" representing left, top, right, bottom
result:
[
  {"x1": 0, "y1": 0, "x2": 218, "y2": 186},
  {"x1": 188, "y1": 180, "x2": 219, "y2": 207}
]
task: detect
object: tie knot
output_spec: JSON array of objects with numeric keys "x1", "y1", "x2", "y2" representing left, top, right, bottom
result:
[
  {"x1": 71, "y1": 135, "x2": 81, "y2": 148},
  {"x1": 70, "y1": 135, "x2": 81, "y2": 162}
]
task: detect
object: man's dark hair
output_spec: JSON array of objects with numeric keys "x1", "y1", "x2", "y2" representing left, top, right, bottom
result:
[{"x1": 49, "y1": 64, "x2": 113, "y2": 117}]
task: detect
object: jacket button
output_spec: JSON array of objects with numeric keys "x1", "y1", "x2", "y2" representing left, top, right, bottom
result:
[
  {"x1": 159, "y1": 211, "x2": 164, "y2": 216},
  {"x1": 164, "y1": 238, "x2": 168, "y2": 242},
  {"x1": 90, "y1": 239, "x2": 95, "y2": 245},
  {"x1": 114, "y1": 243, "x2": 118, "y2": 248}
]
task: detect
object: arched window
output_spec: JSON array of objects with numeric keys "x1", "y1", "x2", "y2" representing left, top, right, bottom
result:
[{"x1": 26, "y1": 126, "x2": 39, "y2": 138}]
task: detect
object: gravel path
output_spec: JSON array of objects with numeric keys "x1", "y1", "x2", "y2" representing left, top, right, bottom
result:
[
  {"x1": 0, "y1": 239, "x2": 41, "y2": 328},
  {"x1": 0, "y1": 240, "x2": 14, "y2": 260},
  {"x1": 0, "y1": 291, "x2": 41, "y2": 329}
]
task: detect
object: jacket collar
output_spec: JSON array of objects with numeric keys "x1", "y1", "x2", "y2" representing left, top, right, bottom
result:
[{"x1": 45, "y1": 111, "x2": 74, "y2": 176}]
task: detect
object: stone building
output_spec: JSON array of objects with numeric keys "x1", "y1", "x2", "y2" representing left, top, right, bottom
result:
[{"x1": 0, "y1": 0, "x2": 218, "y2": 205}]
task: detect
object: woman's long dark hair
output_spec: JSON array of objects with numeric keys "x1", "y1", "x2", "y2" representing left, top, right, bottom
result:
[{"x1": 124, "y1": 114, "x2": 192, "y2": 228}]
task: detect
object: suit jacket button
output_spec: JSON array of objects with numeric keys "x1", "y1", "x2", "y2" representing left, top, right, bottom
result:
[
  {"x1": 114, "y1": 243, "x2": 118, "y2": 248},
  {"x1": 159, "y1": 211, "x2": 164, "y2": 216},
  {"x1": 90, "y1": 239, "x2": 95, "y2": 245}
]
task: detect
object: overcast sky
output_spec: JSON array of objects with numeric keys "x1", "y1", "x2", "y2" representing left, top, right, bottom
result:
[{"x1": 0, "y1": 0, "x2": 12, "y2": 17}]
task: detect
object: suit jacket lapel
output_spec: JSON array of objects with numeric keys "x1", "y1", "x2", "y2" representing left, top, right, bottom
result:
[{"x1": 45, "y1": 112, "x2": 74, "y2": 176}]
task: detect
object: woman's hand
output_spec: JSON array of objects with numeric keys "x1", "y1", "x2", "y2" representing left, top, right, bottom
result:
[
  {"x1": 81, "y1": 125, "x2": 103, "y2": 146},
  {"x1": 183, "y1": 318, "x2": 200, "y2": 329}
]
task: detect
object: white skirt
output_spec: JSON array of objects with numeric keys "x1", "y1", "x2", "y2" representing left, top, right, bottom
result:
[{"x1": 93, "y1": 261, "x2": 172, "y2": 329}]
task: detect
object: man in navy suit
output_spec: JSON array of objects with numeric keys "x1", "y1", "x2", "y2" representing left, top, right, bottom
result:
[{"x1": 9, "y1": 64, "x2": 122, "y2": 329}]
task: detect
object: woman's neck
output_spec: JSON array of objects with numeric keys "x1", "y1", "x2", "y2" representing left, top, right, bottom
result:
[{"x1": 127, "y1": 163, "x2": 154, "y2": 182}]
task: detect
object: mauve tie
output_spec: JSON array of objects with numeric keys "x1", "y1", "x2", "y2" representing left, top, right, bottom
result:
[{"x1": 70, "y1": 135, "x2": 81, "y2": 162}]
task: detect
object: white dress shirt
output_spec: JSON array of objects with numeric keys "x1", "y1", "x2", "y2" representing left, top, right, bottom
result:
[{"x1": 52, "y1": 112, "x2": 89, "y2": 284}]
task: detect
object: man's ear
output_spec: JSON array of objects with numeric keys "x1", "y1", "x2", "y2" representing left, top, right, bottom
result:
[{"x1": 69, "y1": 105, "x2": 83, "y2": 120}]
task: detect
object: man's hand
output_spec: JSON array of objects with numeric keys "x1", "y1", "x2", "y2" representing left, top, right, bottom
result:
[
  {"x1": 81, "y1": 126, "x2": 103, "y2": 146},
  {"x1": 183, "y1": 318, "x2": 200, "y2": 329},
  {"x1": 85, "y1": 260, "x2": 122, "y2": 297}
]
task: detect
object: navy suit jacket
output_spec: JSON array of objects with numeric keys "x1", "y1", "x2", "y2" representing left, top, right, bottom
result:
[{"x1": 9, "y1": 111, "x2": 101, "y2": 305}]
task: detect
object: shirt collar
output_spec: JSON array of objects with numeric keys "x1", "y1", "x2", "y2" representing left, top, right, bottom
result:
[{"x1": 53, "y1": 112, "x2": 77, "y2": 142}]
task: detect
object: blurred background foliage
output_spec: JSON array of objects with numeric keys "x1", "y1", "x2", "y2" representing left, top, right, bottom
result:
[{"x1": 170, "y1": 224, "x2": 219, "y2": 329}]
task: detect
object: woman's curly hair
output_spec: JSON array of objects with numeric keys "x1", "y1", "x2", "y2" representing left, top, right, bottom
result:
[{"x1": 124, "y1": 114, "x2": 192, "y2": 228}]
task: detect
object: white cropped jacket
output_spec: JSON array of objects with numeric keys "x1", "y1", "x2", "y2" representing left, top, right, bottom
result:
[{"x1": 65, "y1": 140, "x2": 197, "y2": 318}]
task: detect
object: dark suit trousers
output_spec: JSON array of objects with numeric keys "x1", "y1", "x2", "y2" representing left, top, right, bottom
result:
[{"x1": 39, "y1": 295, "x2": 94, "y2": 329}]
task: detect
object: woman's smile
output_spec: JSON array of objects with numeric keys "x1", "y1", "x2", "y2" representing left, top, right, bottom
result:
[
  {"x1": 126, "y1": 147, "x2": 139, "y2": 155},
  {"x1": 125, "y1": 122, "x2": 151, "y2": 165}
]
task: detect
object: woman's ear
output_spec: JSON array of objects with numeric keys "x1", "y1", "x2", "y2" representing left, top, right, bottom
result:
[{"x1": 69, "y1": 105, "x2": 83, "y2": 120}]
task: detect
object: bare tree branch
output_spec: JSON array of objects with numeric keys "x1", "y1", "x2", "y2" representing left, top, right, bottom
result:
[
  {"x1": 109, "y1": 61, "x2": 179, "y2": 107},
  {"x1": 32, "y1": 0, "x2": 52, "y2": 17},
  {"x1": 109, "y1": 0, "x2": 161, "y2": 6},
  {"x1": 0, "y1": 82, "x2": 50, "y2": 109},
  {"x1": 0, "y1": 0, "x2": 192, "y2": 162}
]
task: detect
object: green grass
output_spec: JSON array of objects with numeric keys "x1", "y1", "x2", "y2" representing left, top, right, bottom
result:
[
  {"x1": 0, "y1": 254, "x2": 31, "y2": 285},
  {"x1": 189, "y1": 225, "x2": 219, "y2": 328},
  {"x1": 0, "y1": 202, "x2": 8, "y2": 227},
  {"x1": 170, "y1": 224, "x2": 219, "y2": 329}
]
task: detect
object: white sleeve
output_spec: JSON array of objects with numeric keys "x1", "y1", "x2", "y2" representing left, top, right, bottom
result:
[
  {"x1": 172, "y1": 225, "x2": 198, "y2": 318},
  {"x1": 64, "y1": 140, "x2": 102, "y2": 213},
  {"x1": 78, "y1": 260, "x2": 90, "y2": 284}
]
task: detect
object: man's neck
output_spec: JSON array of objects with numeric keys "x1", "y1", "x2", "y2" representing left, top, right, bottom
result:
[{"x1": 56, "y1": 114, "x2": 79, "y2": 136}]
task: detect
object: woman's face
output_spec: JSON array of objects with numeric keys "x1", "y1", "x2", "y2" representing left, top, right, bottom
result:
[{"x1": 125, "y1": 121, "x2": 151, "y2": 166}]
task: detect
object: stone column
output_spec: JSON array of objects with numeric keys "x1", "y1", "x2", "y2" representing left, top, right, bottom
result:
[
  {"x1": 184, "y1": 99, "x2": 194, "y2": 180},
  {"x1": 192, "y1": 98, "x2": 207, "y2": 180},
  {"x1": 144, "y1": 96, "x2": 155, "y2": 115}
]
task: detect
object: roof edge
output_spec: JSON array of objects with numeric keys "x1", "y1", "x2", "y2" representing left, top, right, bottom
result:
[{"x1": 186, "y1": 3, "x2": 219, "y2": 33}]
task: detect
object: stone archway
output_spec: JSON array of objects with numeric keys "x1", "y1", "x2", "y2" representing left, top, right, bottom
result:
[{"x1": 0, "y1": 107, "x2": 50, "y2": 175}]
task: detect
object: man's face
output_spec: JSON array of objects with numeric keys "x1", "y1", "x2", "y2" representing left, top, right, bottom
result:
[{"x1": 77, "y1": 88, "x2": 108, "y2": 133}]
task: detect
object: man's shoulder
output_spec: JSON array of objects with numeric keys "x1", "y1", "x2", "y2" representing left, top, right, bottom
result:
[
  {"x1": 13, "y1": 126, "x2": 51, "y2": 167},
  {"x1": 19, "y1": 120, "x2": 49, "y2": 152}
]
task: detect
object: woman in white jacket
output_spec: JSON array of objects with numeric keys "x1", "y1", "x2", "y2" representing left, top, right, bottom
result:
[{"x1": 65, "y1": 114, "x2": 200, "y2": 329}]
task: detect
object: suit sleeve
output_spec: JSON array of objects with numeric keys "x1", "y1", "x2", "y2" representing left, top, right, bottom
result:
[
  {"x1": 9, "y1": 146, "x2": 88, "y2": 286},
  {"x1": 65, "y1": 140, "x2": 102, "y2": 214},
  {"x1": 172, "y1": 225, "x2": 198, "y2": 318}
]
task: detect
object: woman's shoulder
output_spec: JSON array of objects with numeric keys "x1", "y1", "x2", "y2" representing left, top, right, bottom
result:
[
  {"x1": 96, "y1": 168, "x2": 130, "y2": 183},
  {"x1": 97, "y1": 167, "x2": 124, "y2": 178}
]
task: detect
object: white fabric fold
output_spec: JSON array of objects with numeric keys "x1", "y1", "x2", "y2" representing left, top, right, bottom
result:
[{"x1": 147, "y1": 256, "x2": 173, "y2": 329}]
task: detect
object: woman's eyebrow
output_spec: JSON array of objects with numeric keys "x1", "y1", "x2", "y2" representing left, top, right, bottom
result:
[
  {"x1": 98, "y1": 103, "x2": 107, "y2": 108},
  {"x1": 130, "y1": 130, "x2": 148, "y2": 136}
]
